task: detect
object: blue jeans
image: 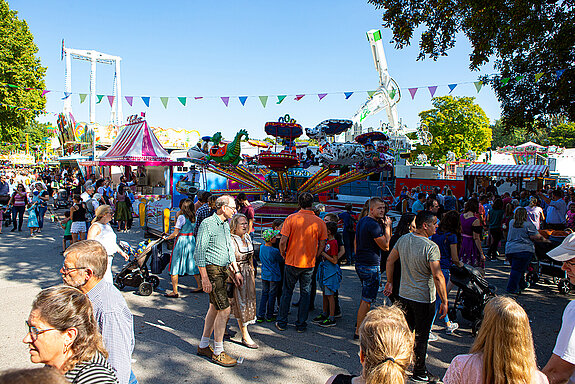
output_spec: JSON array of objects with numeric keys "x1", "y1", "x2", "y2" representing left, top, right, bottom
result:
[
  {"x1": 342, "y1": 231, "x2": 355, "y2": 263},
  {"x1": 433, "y1": 268, "x2": 451, "y2": 326},
  {"x1": 355, "y1": 264, "x2": 380, "y2": 303},
  {"x1": 507, "y1": 251, "x2": 533, "y2": 293},
  {"x1": 36, "y1": 205, "x2": 47, "y2": 229},
  {"x1": 258, "y1": 280, "x2": 281, "y2": 319},
  {"x1": 277, "y1": 265, "x2": 314, "y2": 329}
]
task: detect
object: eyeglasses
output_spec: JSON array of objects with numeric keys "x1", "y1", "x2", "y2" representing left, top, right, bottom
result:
[
  {"x1": 25, "y1": 320, "x2": 57, "y2": 342},
  {"x1": 61, "y1": 264, "x2": 87, "y2": 274},
  {"x1": 224, "y1": 205, "x2": 237, "y2": 212}
]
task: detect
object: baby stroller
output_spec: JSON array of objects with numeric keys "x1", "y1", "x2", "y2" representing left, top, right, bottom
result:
[
  {"x1": 526, "y1": 233, "x2": 572, "y2": 294},
  {"x1": 54, "y1": 188, "x2": 71, "y2": 209},
  {"x1": 114, "y1": 238, "x2": 164, "y2": 296},
  {"x1": 0, "y1": 204, "x2": 12, "y2": 227},
  {"x1": 448, "y1": 264, "x2": 497, "y2": 336}
]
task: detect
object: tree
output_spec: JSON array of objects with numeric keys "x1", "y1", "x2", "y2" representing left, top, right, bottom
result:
[
  {"x1": 0, "y1": 0, "x2": 46, "y2": 143},
  {"x1": 413, "y1": 96, "x2": 492, "y2": 163},
  {"x1": 0, "y1": 120, "x2": 51, "y2": 154},
  {"x1": 490, "y1": 119, "x2": 549, "y2": 149},
  {"x1": 548, "y1": 122, "x2": 575, "y2": 148},
  {"x1": 368, "y1": 0, "x2": 575, "y2": 132}
]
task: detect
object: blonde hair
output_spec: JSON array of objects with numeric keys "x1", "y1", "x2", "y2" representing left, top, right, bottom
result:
[
  {"x1": 230, "y1": 213, "x2": 248, "y2": 234},
  {"x1": 359, "y1": 305, "x2": 414, "y2": 384},
  {"x1": 513, "y1": 207, "x2": 528, "y2": 228},
  {"x1": 470, "y1": 296, "x2": 538, "y2": 384},
  {"x1": 92, "y1": 204, "x2": 112, "y2": 224}
]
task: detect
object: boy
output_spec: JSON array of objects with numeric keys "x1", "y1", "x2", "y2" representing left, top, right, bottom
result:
[
  {"x1": 313, "y1": 222, "x2": 342, "y2": 327},
  {"x1": 60, "y1": 211, "x2": 72, "y2": 251},
  {"x1": 257, "y1": 228, "x2": 283, "y2": 323}
]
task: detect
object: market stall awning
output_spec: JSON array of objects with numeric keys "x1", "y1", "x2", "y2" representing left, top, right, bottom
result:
[{"x1": 464, "y1": 164, "x2": 549, "y2": 177}]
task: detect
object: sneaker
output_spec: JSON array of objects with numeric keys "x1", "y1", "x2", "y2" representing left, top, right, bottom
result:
[
  {"x1": 211, "y1": 351, "x2": 237, "y2": 367},
  {"x1": 256, "y1": 317, "x2": 265, "y2": 323},
  {"x1": 275, "y1": 322, "x2": 286, "y2": 331},
  {"x1": 265, "y1": 316, "x2": 276, "y2": 322},
  {"x1": 296, "y1": 325, "x2": 307, "y2": 333},
  {"x1": 312, "y1": 314, "x2": 328, "y2": 323},
  {"x1": 446, "y1": 322, "x2": 459, "y2": 335},
  {"x1": 197, "y1": 345, "x2": 213, "y2": 358},
  {"x1": 319, "y1": 319, "x2": 336, "y2": 328},
  {"x1": 411, "y1": 371, "x2": 440, "y2": 383},
  {"x1": 428, "y1": 332, "x2": 438, "y2": 342}
]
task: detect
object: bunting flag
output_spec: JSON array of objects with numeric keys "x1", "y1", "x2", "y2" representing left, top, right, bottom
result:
[
  {"x1": 96, "y1": 95, "x2": 104, "y2": 104},
  {"x1": 448, "y1": 84, "x2": 457, "y2": 93},
  {"x1": 221, "y1": 97, "x2": 229, "y2": 107},
  {"x1": 79, "y1": 94, "x2": 87, "y2": 103},
  {"x1": 408, "y1": 88, "x2": 418, "y2": 99},
  {"x1": 277, "y1": 95, "x2": 287, "y2": 104},
  {"x1": 62, "y1": 92, "x2": 71, "y2": 100},
  {"x1": 141, "y1": 97, "x2": 150, "y2": 107},
  {"x1": 239, "y1": 96, "x2": 247, "y2": 106},
  {"x1": 515, "y1": 75, "x2": 524, "y2": 81},
  {"x1": 388, "y1": 89, "x2": 396, "y2": 99},
  {"x1": 428, "y1": 86, "x2": 437, "y2": 97},
  {"x1": 107, "y1": 96, "x2": 115, "y2": 107},
  {"x1": 556, "y1": 69, "x2": 566, "y2": 79},
  {"x1": 160, "y1": 97, "x2": 169, "y2": 108},
  {"x1": 194, "y1": 97, "x2": 203, "y2": 100},
  {"x1": 125, "y1": 96, "x2": 133, "y2": 106},
  {"x1": 294, "y1": 94, "x2": 305, "y2": 101},
  {"x1": 501, "y1": 77, "x2": 510, "y2": 85},
  {"x1": 41, "y1": 90, "x2": 50, "y2": 97},
  {"x1": 259, "y1": 96, "x2": 268, "y2": 107},
  {"x1": 535, "y1": 72, "x2": 545, "y2": 82},
  {"x1": 178, "y1": 97, "x2": 187, "y2": 106},
  {"x1": 474, "y1": 81, "x2": 483, "y2": 93},
  {"x1": 344, "y1": 92, "x2": 353, "y2": 99},
  {"x1": 367, "y1": 90, "x2": 376, "y2": 98},
  {"x1": 318, "y1": 93, "x2": 327, "y2": 101}
]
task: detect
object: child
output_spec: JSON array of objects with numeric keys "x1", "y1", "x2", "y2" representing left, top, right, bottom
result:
[
  {"x1": 313, "y1": 222, "x2": 342, "y2": 327},
  {"x1": 27, "y1": 201, "x2": 39, "y2": 237},
  {"x1": 567, "y1": 203, "x2": 575, "y2": 230},
  {"x1": 257, "y1": 229, "x2": 283, "y2": 323},
  {"x1": 60, "y1": 211, "x2": 73, "y2": 251}
]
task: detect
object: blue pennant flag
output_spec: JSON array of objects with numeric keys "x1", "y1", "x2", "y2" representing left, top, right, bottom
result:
[
  {"x1": 141, "y1": 97, "x2": 150, "y2": 107},
  {"x1": 239, "y1": 96, "x2": 248, "y2": 106},
  {"x1": 62, "y1": 92, "x2": 71, "y2": 100},
  {"x1": 344, "y1": 92, "x2": 353, "y2": 99},
  {"x1": 448, "y1": 84, "x2": 457, "y2": 93},
  {"x1": 556, "y1": 69, "x2": 566, "y2": 79}
]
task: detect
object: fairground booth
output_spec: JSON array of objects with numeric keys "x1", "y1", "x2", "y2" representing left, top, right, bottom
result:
[{"x1": 463, "y1": 163, "x2": 550, "y2": 196}]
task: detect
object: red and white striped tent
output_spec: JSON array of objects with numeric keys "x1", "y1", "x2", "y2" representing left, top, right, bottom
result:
[{"x1": 464, "y1": 164, "x2": 549, "y2": 178}]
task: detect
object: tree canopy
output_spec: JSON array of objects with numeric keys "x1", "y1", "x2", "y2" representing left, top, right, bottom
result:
[
  {"x1": 413, "y1": 96, "x2": 492, "y2": 163},
  {"x1": 368, "y1": 0, "x2": 575, "y2": 132},
  {"x1": 0, "y1": 0, "x2": 46, "y2": 143}
]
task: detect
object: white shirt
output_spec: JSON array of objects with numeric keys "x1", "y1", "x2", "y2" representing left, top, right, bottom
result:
[
  {"x1": 553, "y1": 300, "x2": 575, "y2": 384},
  {"x1": 93, "y1": 222, "x2": 121, "y2": 256}
]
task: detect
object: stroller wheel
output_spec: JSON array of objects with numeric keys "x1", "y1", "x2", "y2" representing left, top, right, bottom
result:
[
  {"x1": 472, "y1": 319, "x2": 482, "y2": 337},
  {"x1": 149, "y1": 275, "x2": 160, "y2": 289},
  {"x1": 138, "y1": 281, "x2": 153, "y2": 296},
  {"x1": 114, "y1": 277, "x2": 125, "y2": 290},
  {"x1": 525, "y1": 271, "x2": 539, "y2": 287},
  {"x1": 558, "y1": 279, "x2": 571, "y2": 294}
]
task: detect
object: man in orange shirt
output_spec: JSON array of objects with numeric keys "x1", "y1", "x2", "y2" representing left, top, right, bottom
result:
[{"x1": 276, "y1": 192, "x2": 327, "y2": 333}]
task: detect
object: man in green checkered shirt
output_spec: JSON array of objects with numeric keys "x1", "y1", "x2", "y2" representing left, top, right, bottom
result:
[{"x1": 195, "y1": 195, "x2": 244, "y2": 367}]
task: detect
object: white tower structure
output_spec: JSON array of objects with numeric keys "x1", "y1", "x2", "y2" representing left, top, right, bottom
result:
[{"x1": 62, "y1": 41, "x2": 123, "y2": 125}]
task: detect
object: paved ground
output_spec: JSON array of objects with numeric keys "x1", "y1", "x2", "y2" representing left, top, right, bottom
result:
[{"x1": 0, "y1": 209, "x2": 572, "y2": 383}]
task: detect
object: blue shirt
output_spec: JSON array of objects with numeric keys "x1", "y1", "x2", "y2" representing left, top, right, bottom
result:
[
  {"x1": 338, "y1": 211, "x2": 356, "y2": 232},
  {"x1": 431, "y1": 230, "x2": 458, "y2": 269},
  {"x1": 412, "y1": 200, "x2": 425, "y2": 214},
  {"x1": 547, "y1": 198, "x2": 568, "y2": 225},
  {"x1": 259, "y1": 245, "x2": 283, "y2": 281},
  {"x1": 355, "y1": 216, "x2": 384, "y2": 266}
]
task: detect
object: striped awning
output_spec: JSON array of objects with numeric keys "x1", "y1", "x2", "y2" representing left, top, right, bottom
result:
[{"x1": 464, "y1": 164, "x2": 549, "y2": 178}]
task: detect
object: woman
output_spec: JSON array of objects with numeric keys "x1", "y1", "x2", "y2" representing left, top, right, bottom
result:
[
  {"x1": 505, "y1": 207, "x2": 550, "y2": 294},
  {"x1": 69, "y1": 194, "x2": 87, "y2": 244},
  {"x1": 431, "y1": 210, "x2": 462, "y2": 334},
  {"x1": 386, "y1": 212, "x2": 416, "y2": 303},
  {"x1": 163, "y1": 198, "x2": 201, "y2": 297},
  {"x1": 229, "y1": 213, "x2": 258, "y2": 349},
  {"x1": 114, "y1": 184, "x2": 130, "y2": 232},
  {"x1": 459, "y1": 198, "x2": 486, "y2": 272},
  {"x1": 8, "y1": 183, "x2": 28, "y2": 232},
  {"x1": 486, "y1": 198, "x2": 505, "y2": 260},
  {"x1": 526, "y1": 196, "x2": 545, "y2": 230},
  {"x1": 26, "y1": 196, "x2": 40, "y2": 237},
  {"x1": 325, "y1": 305, "x2": 414, "y2": 384},
  {"x1": 23, "y1": 286, "x2": 118, "y2": 383},
  {"x1": 87, "y1": 205, "x2": 130, "y2": 283},
  {"x1": 444, "y1": 189, "x2": 457, "y2": 212},
  {"x1": 443, "y1": 296, "x2": 549, "y2": 384},
  {"x1": 33, "y1": 183, "x2": 49, "y2": 232}
]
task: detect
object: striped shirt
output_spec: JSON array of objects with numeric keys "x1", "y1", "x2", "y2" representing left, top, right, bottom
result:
[
  {"x1": 194, "y1": 213, "x2": 236, "y2": 267},
  {"x1": 86, "y1": 281, "x2": 134, "y2": 384},
  {"x1": 193, "y1": 203, "x2": 214, "y2": 237},
  {"x1": 64, "y1": 352, "x2": 119, "y2": 384}
]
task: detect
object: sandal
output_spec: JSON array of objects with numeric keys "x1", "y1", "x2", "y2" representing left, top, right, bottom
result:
[
  {"x1": 190, "y1": 287, "x2": 203, "y2": 293},
  {"x1": 241, "y1": 339, "x2": 259, "y2": 349},
  {"x1": 164, "y1": 292, "x2": 180, "y2": 298}
]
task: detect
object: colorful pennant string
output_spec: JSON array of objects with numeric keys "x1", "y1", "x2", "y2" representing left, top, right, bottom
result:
[
  {"x1": 344, "y1": 92, "x2": 353, "y2": 99},
  {"x1": 318, "y1": 93, "x2": 327, "y2": 101},
  {"x1": 221, "y1": 97, "x2": 229, "y2": 107},
  {"x1": 277, "y1": 95, "x2": 287, "y2": 104},
  {"x1": 79, "y1": 94, "x2": 87, "y2": 103},
  {"x1": 141, "y1": 97, "x2": 150, "y2": 107},
  {"x1": 294, "y1": 94, "x2": 305, "y2": 101},
  {"x1": 259, "y1": 96, "x2": 268, "y2": 108},
  {"x1": 107, "y1": 96, "x2": 115, "y2": 107},
  {"x1": 238, "y1": 96, "x2": 247, "y2": 106},
  {"x1": 160, "y1": 97, "x2": 169, "y2": 108},
  {"x1": 96, "y1": 95, "x2": 104, "y2": 104},
  {"x1": 408, "y1": 88, "x2": 418, "y2": 99},
  {"x1": 428, "y1": 86, "x2": 437, "y2": 97},
  {"x1": 125, "y1": 96, "x2": 133, "y2": 106}
]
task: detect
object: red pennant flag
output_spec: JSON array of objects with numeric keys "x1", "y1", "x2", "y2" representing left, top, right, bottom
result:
[
  {"x1": 107, "y1": 96, "x2": 115, "y2": 107},
  {"x1": 221, "y1": 97, "x2": 230, "y2": 107},
  {"x1": 194, "y1": 97, "x2": 203, "y2": 100},
  {"x1": 294, "y1": 94, "x2": 305, "y2": 101},
  {"x1": 428, "y1": 86, "x2": 438, "y2": 98},
  {"x1": 408, "y1": 88, "x2": 418, "y2": 99},
  {"x1": 318, "y1": 93, "x2": 327, "y2": 101},
  {"x1": 42, "y1": 90, "x2": 50, "y2": 97},
  {"x1": 125, "y1": 96, "x2": 133, "y2": 106}
]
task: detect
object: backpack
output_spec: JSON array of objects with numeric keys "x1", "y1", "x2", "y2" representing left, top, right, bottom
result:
[{"x1": 85, "y1": 198, "x2": 96, "y2": 220}]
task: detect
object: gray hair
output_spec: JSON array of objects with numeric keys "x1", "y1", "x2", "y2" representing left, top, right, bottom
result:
[
  {"x1": 215, "y1": 195, "x2": 233, "y2": 210},
  {"x1": 64, "y1": 240, "x2": 108, "y2": 279}
]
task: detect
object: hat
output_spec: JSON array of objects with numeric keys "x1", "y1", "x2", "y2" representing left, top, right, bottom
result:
[
  {"x1": 262, "y1": 229, "x2": 280, "y2": 242},
  {"x1": 547, "y1": 233, "x2": 575, "y2": 262}
]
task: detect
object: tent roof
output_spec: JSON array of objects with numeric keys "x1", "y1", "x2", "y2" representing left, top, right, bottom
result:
[
  {"x1": 464, "y1": 164, "x2": 549, "y2": 178},
  {"x1": 515, "y1": 141, "x2": 544, "y2": 148}
]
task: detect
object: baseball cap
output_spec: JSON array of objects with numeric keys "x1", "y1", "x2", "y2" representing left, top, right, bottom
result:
[
  {"x1": 262, "y1": 229, "x2": 280, "y2": 242},
  {"x1": 547, "y1": 233, "x2": 575, "y2": 262}
]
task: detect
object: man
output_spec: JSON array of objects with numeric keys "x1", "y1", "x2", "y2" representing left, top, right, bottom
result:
[
  {"x1": 276, "y1": 192, "x2": 327, "y2": 333},
  {"x1": 236, "y1": 192, "x2": 255, "y2": 235},
  {"x1": 539, "y1": 189, "x2": 568, "y2": 230},
  {"x1": 194, "y1": 191, "x2": 211, "y2": 212},
  {"x1": 384, "y1": 210, "x2": 448, "y2": 383},
  {"x1": 353, "y1": 197, "x2": 391, "y2": 338},
  {"x1": 193, "y1": 193, "x2": 216, "y2": 237},
  {"x1": 338, "y1": 203, "x2": 356, "y2": 265},
  {"x1": 61, "y1": 240, "x2": 136, "y2": 384},
  {"x1": 194, "y1": 195, "x2": 244, "y2": 367},
  {"x1": 412, "y1": 193, "x2": 426, "y2": 214},
  {"x1": 543, "y1": 233, "x2": 575, "y2": 384},
  {"x1": 425, "y1": 198, "x2": 440, "y2": 215}
]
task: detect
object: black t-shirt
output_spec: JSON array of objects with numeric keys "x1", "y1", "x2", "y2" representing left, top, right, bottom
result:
[{"x1": 355, "y1": 216, "x2": 384, "y2": 266}]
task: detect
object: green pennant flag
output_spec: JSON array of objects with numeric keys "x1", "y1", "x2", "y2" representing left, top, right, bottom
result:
[
  {"x1": 367, "y1": 90, "x2": 376, "y2": 98},
  {"x1": 388, "y1": 89, "x2": 396, "y2": 99},
  {"x1": 277, "y1": 95, "x2": 287, "y2": 104},
  {"x1": 178, "y1": 97, "x2": 187, "y2": 106},
  {"x1": 79, "y1": 94, "x2": 87, "y2": 103},
  {"x1": 535, "y1": 72, "x2": 544, "y2": 82},
  {"x1": 259, "y1": 96, "x2": 268, "y2": 108},
  {"x1": 160, "y1": 97, "x2": 169, "y2": 108},
  {"x1": 515, "y1": 75, "x2": 524, "y2": 81},
  {"x1": 474, "y1": 81, "x2": 483, "y2": 93},
  {"x1": 96, "y1": 95, "x2": 104, "y2": 104},
  {"x1": 501, "y1": 77, "x2": 510, "y2": 85}
]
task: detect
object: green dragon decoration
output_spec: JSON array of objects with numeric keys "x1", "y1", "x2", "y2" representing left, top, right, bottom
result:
[{"x1": 207, "y1": 129, "x2": 249, "y2": 166}]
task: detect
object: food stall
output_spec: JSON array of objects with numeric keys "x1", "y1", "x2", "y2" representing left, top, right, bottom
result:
[{"x1": 463, "y1": 163, "x2": 550, "y2": 196}]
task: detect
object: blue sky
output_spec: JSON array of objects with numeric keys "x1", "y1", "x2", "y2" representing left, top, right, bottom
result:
[{"x1": 9, "y1": 0, "x2": 501, "y2": 141}]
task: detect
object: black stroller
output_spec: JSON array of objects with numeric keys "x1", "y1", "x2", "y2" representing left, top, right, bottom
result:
[
  {"x1": 54, "y1": 188, "x2": 71, "y2": 209},
  {"x1": 448, "y1": 264, "x2": 497, "y2": 335},
  {"x1": 115, "y1": 238, "x2": 164, "y2": 296},
  {"x1": 526, "y1": 234, "x2": 572, "y2": 294}
]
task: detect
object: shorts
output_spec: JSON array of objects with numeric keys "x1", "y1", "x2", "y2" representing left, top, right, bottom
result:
[
  {"x1": 64, "y1": 235, "x2": 72, "y2": 241},
  {"x1": 70, "y1": 221, "x2": 86, "y2": 234},
  {"x1": 355, "y1": 264, "x2": 380, "y2": 303},
  {"x1": 322, "y1": 286, "x2": 335, "y2": 296},
  {"x1": 206, "y1": 264, "x2": 230, "y2": 310}
]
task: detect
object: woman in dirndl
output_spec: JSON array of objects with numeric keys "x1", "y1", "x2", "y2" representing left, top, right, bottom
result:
[
  {"x1": 229, "y1": 213, "x2": 258, "y2": 349},
  {"x1": 459, "y1": 198, "x2": 486, "y2": 272},
  {"x1": 164, "y1": 198, "x2": 201, "y2": 298}
]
